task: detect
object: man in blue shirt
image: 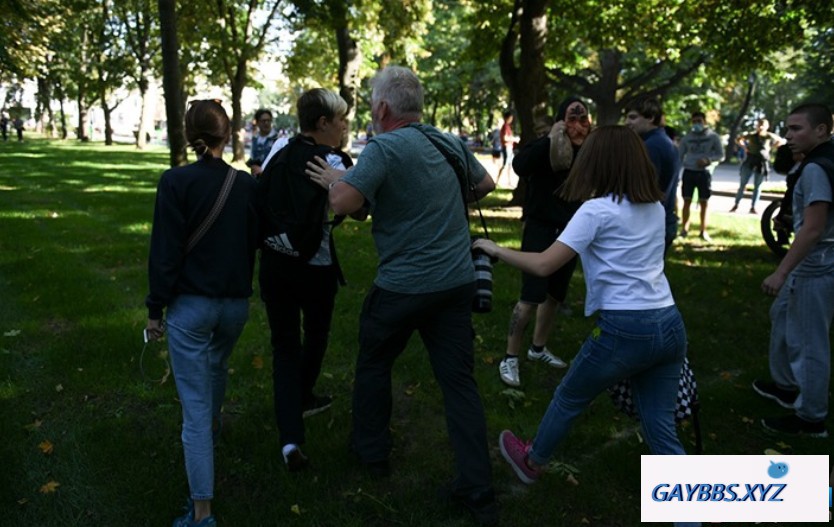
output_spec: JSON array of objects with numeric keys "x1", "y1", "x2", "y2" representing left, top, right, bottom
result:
[{"x1": 625, "y1": 97, "x2": 681, "y2": 254}]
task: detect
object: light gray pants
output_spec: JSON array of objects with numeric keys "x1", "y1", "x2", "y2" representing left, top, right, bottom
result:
[{"x1": 768, "y1": 271, "x2": 834, "y2": 421}]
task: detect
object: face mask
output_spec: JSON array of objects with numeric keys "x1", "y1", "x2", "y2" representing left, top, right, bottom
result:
[{"x1": 691, "y1": 123, "x2": 704, "y2": 133}]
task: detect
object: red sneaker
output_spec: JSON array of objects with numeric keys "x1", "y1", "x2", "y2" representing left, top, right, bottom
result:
[{"x1": 498, "y1": 430, "x2": 541, "y2": 484}]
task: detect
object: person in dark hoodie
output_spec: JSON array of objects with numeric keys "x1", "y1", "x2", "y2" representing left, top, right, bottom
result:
[
  {"x1": 497, "y1": 96, "x2": 591, "y2": 388},
  {"x1": 146, "y1": 99, "x2": 259, "y2": 527}
]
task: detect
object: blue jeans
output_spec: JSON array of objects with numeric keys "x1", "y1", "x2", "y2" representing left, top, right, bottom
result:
[
  {"x1": 167, "y1": 295, "x2": 249, "y2": 501},
  {"x1": 768, "y1": 271, "x2": 834, "y2": 421},
  {"x1": 530, "y1": 306, "x2": 688, "y2": 464},
  {"x1": 734, "y1": 156, "x2": 767, "y2": 209}
]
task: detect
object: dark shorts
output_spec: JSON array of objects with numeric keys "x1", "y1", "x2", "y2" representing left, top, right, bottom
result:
[
  {"x1": 519, "y1": 218, "x2": 579, "y2": 304},
  {"x1": 681, "y1": 169, "x2": 711, "y2": 201}
]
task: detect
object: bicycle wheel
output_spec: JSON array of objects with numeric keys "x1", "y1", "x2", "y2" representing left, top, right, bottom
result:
[{"x1": 761, "y1": 200, "x2": 791, "y2": 257}]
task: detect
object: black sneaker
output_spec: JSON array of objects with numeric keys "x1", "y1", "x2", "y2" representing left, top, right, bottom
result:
[
  {"x1": 761, "y1": 414, "x2": 828, "y2": 438},
  {"x1": 752, "y1": 380, "x2": 798, "y2": 409},
  {"x1": 302, "y1": 394, "x2": 333, "y2": 418},
  {"x1": 438, "y1": 484, "x2": 499, "y2": 526}
]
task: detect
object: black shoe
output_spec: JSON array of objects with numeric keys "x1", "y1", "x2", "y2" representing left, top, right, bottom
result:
[
  {"x1": 752, "y1": 380, "x2": 798, "y2": 409},
  {"x1": 283, "y1": 447, "x2": 310, "y2": 472},
  {"x1": 302, "y1": 394, "x2": 333, "y2": 418},
  {"x1": 761, "y1": 414, "x2": 828, "y2": 438},
  {"x1": 439, "y1": 484, "x2": 499, "y2": 526}
]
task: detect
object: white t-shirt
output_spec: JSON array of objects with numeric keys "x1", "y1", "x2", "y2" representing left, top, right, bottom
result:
[{"x1": 557, "y1": 195, "x2": 674, "y2": 316}]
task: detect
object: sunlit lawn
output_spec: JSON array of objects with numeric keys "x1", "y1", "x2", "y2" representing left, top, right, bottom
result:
[{"x1": 0, "y1": 137, "x2": 829, "y2": 526}]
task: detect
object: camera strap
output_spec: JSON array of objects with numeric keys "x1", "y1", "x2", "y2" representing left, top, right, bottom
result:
[{"x1": 409, "y1": 124, "x2": 489, "y2": 239}]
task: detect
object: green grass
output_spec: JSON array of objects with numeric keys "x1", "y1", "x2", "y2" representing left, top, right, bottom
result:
[{"x1": 0, "y1": 137, "x2": 830, "y2": 526}]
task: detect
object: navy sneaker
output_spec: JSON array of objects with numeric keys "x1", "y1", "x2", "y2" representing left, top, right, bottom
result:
[{"x1": 752, "y1": 380, "x2": 798, "y2": 409}]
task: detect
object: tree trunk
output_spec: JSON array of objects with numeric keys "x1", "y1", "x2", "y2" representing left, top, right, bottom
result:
[
  {"x1": 594, "y1": 49, "x2": 623, "y2": 125},
  {"x1": 55, "y1": 79, "x2": 68, "y2": 140},
  {"x1": 336, "y1": 25, "x2": 360, "y2": 148},
  {"x1": 515, "y1": 0, "x2": 548, "y2": 146},
  {"x1": 77, "y1": 92, "x2": 89, "y2": 141},
  {"x1": 230, "y1": 63, "x2": 246, "y2": 162},
  {"x1": 136, "y1": 75, "x2": 149, "y2": 149},
  {"x1": 726, "y1": 73, "x2": 756, "y2": 161},
  {"x1": 102, "y1": 98, "x2": 113, "y2": 145},
  {"x1": 499, "y1": 0, "x2": 548, "y2": 206},
  {"x1": 158, "y1": 0, "x2": 187, "y2": 166}
]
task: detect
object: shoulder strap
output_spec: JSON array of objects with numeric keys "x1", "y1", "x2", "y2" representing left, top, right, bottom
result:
[
  {"x1": 409, "y1": 124, "x2": 490, "y2": 239},
  {"x1": 186, "y1": 166, "x2": 237, "y2": 253}
]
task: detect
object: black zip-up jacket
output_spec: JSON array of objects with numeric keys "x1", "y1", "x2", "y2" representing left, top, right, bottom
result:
[
  {"x1": 146, "y1": 156, "x2": 259, "y2": 320},
  {"x1": 513, "y1": 135, "x2": 581, "y2": 228}
]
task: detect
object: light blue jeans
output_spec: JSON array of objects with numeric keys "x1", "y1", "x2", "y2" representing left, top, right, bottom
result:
[
  {"x1": 768, "y1": 271, "x2": 834, "y2": 422},
  {"x1": 733, "y1": 158, "x2": 766, "y2": 210},
  {"x1": 167, "y1": 294, "x2": 249, "y2": 501},
  {"x1": 529, "y1": 306, "x2": 687, "y2": 462}
]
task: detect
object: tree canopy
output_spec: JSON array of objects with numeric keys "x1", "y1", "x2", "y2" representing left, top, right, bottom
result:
[{"x1": 3, "y1": 0, "x2": 831, "y2": 168}]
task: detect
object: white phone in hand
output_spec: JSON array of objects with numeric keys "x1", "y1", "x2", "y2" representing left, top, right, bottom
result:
[{"x1": 143, "y1": 328, "x2": 150, "y2": 343}]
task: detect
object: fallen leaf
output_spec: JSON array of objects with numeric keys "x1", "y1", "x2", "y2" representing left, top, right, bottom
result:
[
  {"x1": 719, "y1": 371, "x2": 732, "y2": 381},
  {"x1": 482, "y1": 356, "x2": 494, "y2": 365},
  {"x1": 776, "y1": 441, "x2": 791, "y2": 450},
  {"x1": 3, "y1": 329, "x2": 21, "y2": 337},
  {"x1": 251, "y1": 356, "x2": 264, "y2": 370},
  {"x1": 763, "y1": 448, "x2": 782, "y2": 456},
  {"x1": 55, "y1": 384, "x2": 63, "y2": 393},
  {"x1": 290, "y1": 504, "x2": 301, "y2": 515},
  {"x1": 17, "y1": 498, "x2": 28, "y2": 505},
  {"x1": 39, "y1": 480, "x2": 60, "y2": 493},
  {"x1": 38, "y1": 440, "x2": 54, "y2": 455},
  {"x1": 741, "y1": 416, "x2": 754, "y2": 424},
  {"x1": 566, "y1": 474, "x2": 580, "y2": 486}
]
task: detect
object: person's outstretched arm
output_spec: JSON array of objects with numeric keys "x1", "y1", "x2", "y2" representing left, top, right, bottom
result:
[{"x1": 472, "y1": 238, "x2": 577, "y2": 277}]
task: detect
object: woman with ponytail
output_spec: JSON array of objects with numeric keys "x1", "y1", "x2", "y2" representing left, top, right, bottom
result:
[{"x1": 145, "y1": 99, "x2": 259, "y2": 527}]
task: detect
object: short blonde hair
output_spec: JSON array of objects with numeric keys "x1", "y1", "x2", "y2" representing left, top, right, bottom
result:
[{"x1": 297, "y1": 88, "x2": 348, "y2": 132}]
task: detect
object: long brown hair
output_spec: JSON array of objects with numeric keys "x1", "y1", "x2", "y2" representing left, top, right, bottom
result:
[
  {"x1": 185, "y1": 99, "x2": 231, "y2": 159},
  {"x1": 560, "y1": 125, "x2": 663, "y2": 203}
]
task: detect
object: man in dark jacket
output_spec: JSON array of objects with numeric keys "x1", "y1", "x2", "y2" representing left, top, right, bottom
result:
[{"x1": 498, "y1": 97, "x2": 590, "y2": 388}]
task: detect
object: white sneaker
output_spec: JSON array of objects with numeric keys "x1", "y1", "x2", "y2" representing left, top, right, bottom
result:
[
  {"x1": 499, "y1": 357, "x2": 521, "y2": 387},
  {"x1": 527, "y1": 347, "x2": 567, "y2": 368}
]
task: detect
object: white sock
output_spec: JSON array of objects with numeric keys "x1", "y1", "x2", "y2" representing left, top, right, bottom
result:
[{"x1": 282, "y1": 443, "x2": 298, "y2": 459}]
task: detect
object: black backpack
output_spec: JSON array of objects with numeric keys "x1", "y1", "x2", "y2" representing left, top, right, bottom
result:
[
  {"x1": 258, "y1": 135, "x2": 352, "y2": 262},
  {"x1": 777, "y1": 140, "x2": 834, "y2": 221}
]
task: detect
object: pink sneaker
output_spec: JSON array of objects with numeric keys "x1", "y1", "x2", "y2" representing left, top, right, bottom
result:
[{"x1": 498, "y1": 430, "x2": 540, "y2": 484}]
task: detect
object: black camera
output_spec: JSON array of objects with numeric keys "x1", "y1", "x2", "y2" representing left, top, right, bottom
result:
[{"x1": 471, "y1": 240, "x2": 494, "y2": 313}]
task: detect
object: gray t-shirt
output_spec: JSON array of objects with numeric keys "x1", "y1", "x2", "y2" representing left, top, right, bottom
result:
[
  {"x1": 793, "y1": 162, "x2": 834, "y2": 276},
  {"x1": 342, "y1": 125, "x2": 487, "y2": 294}
]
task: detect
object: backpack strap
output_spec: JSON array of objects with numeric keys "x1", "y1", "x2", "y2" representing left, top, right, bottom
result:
[
  {"x1": 408, "y1": 123, "x2": 490, "y2": 239},
  {"x1": 186, "y1": 166, "x2": 237, "y2": 253}
]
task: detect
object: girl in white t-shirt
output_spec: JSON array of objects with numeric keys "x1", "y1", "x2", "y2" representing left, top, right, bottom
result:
[{"x1": 474, "y1": 127, "x2": 695, "y2": 521}]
